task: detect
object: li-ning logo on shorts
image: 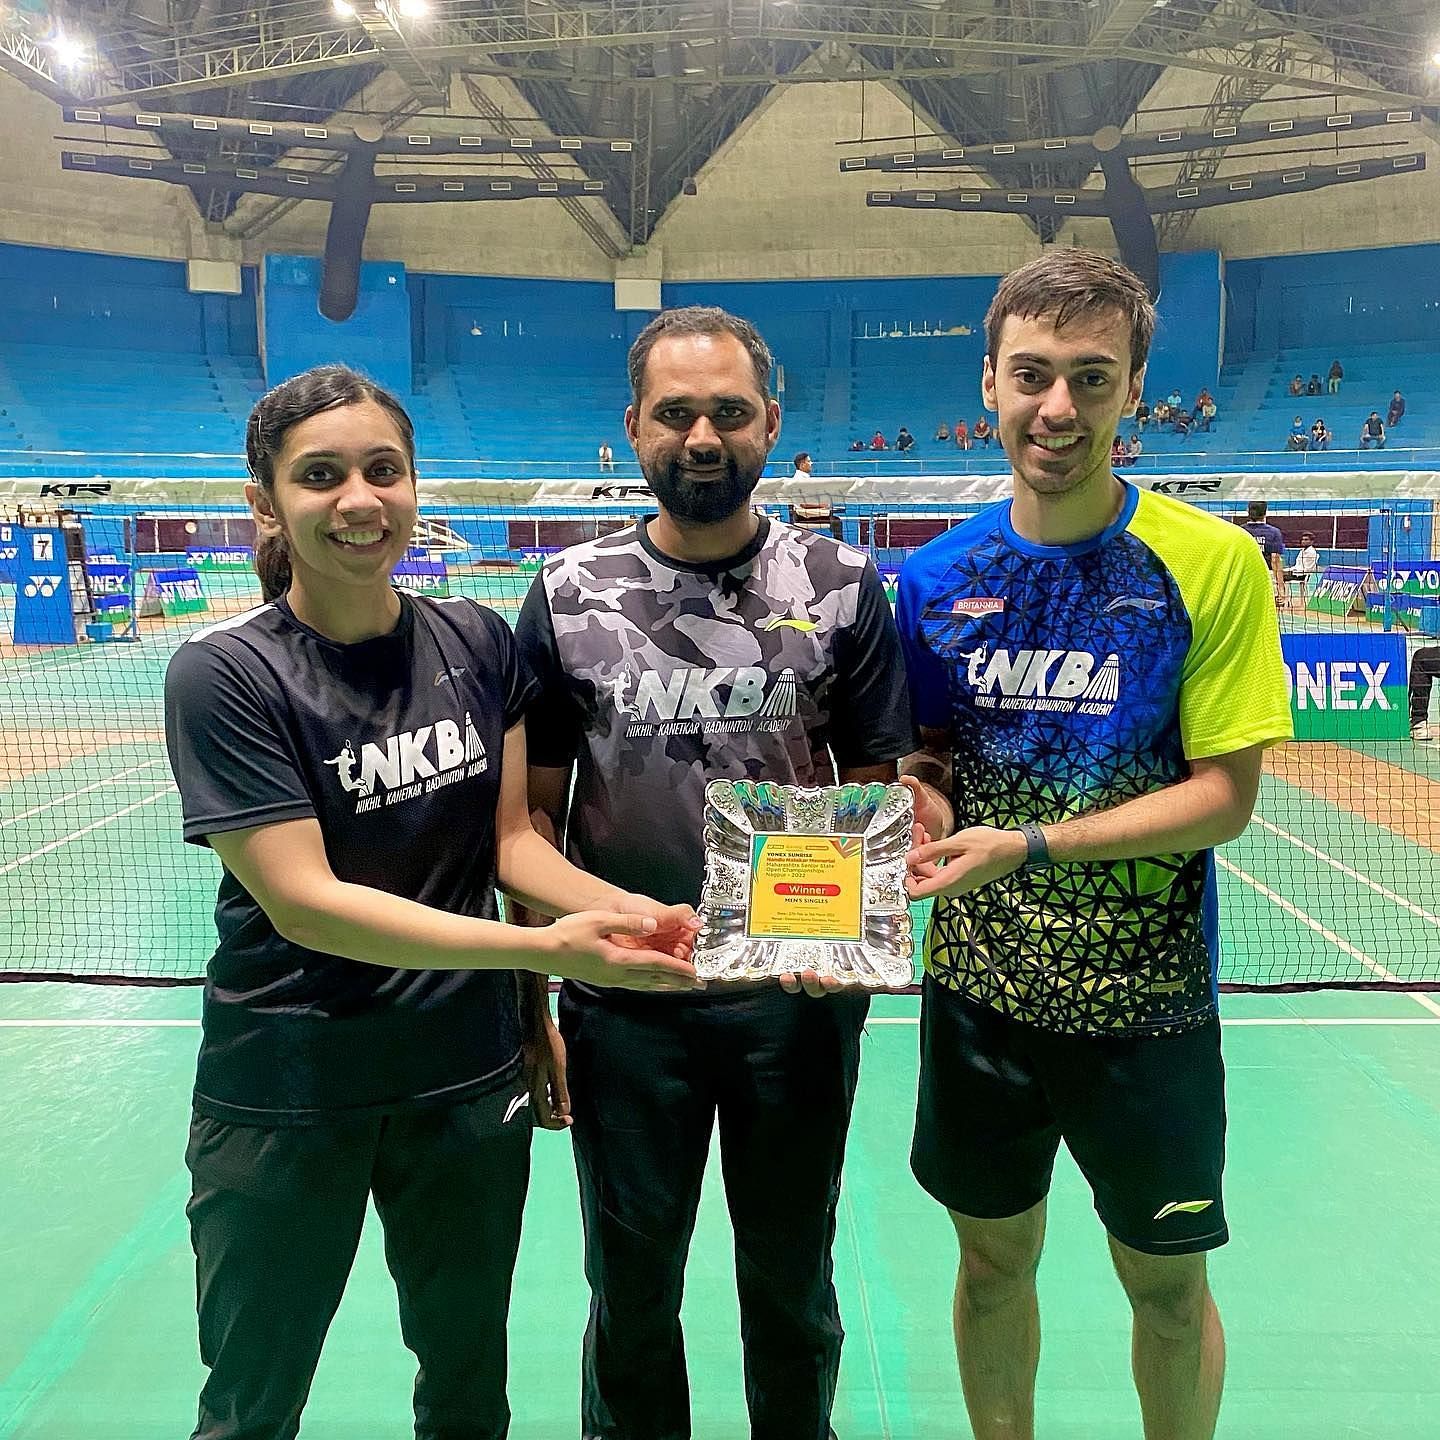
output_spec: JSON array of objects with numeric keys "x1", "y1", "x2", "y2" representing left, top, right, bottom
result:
[
  {"x1": 952, "y1": 597, "x2": 1006, "y2": 618},
  {"x1": 1154, "y1": 1199, "x2": 1214, "y2": 1221},
  {"x1": 959, "y1": 644, "x2": 1121, "y2": 716},
  {"x1": 607, "y1": 665, "x2": 798, "y2": 738},
  {"x1": 325, "y1": 713, "x2": 487, "y2": 814}
]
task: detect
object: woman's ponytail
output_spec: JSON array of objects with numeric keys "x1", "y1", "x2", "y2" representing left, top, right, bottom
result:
[{"x1": 254, "y1": 532, "x2": 293, "y2": 603}]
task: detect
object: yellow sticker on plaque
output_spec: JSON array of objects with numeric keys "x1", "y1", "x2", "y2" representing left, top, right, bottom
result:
[{"x1": 747, "y1": 834, "x2": 864, "y2": 942}]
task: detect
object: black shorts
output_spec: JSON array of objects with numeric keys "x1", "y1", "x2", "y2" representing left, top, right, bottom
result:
[{"x1": 911, "y1": 978, "x2": 1228, "y2": 1256}]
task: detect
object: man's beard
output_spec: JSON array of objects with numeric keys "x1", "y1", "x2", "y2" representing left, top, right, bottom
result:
[{"x1": 643, "y1": 452, "x2": 764, "y2": 524}]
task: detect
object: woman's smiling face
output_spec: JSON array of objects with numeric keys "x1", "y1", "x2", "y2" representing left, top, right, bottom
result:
[{"x1": 249, "y1": 398, "x2": 417, "y2": 595}]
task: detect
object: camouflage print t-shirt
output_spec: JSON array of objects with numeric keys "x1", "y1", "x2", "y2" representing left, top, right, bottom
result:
[{"x1": 516, "y1": 514, "x2": 915, "y2": 920}]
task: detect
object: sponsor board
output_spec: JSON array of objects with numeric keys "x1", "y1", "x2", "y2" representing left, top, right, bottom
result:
[
  {"x1": 1280, "y1": 632, "x2": 1409, "y2": 740},
  {"x1": 392, "y1": 560, "x2": 450, "y2": 598},
  {"x1": 140, "y1": 568, "x2": 208, "y2": 619},
  {"x1": 185, "y1": 547, "x2": 253, "y2": 571},
  {"x1": 12, "y1": 528, "x2": 75, "y2": 644},
  {"x1": 1304, "y1": 566, "x2": 1369, "y2": 618}
]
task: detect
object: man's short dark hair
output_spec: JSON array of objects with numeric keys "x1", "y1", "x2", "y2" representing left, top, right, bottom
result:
[
  {"x1": 1301, "y1": 532, "x2": 1315, "y2": 541},
  {"x1": 984, "y1": 250, "x2": 1156, "y2": 377},
  {"x1": 627, "y1": 306, "x2": 773, "y2": 406},
  {"x1": 793, "y1": 452, "x2": 811, "y2": 468},
  {"x1": 1247, "y1": 501, "x2": 1268, "y2": 523}
]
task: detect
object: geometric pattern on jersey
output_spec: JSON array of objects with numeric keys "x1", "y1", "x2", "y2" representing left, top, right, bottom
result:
[{"x1": 906, "y1": 507, "x2": 1215, "y2": 1036}]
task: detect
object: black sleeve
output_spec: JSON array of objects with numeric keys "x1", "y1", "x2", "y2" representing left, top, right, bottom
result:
[
  {"x1": 829, "y1": 561, "x2": 919, "y2": 768},
  {"x1": 476, "y1": 602, "x2": 541, "y2": 730},
  {"x1": 514, "y1": 573, "x2": 583, "y2": 768},
  {"x1": 163, "y1": 640, "x2": 315, "y2": 847}
]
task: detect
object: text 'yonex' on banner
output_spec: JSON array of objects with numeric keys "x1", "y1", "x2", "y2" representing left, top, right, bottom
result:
[{"x1": 1280, "y1": 632, "x2": 1409, "y2": 740}]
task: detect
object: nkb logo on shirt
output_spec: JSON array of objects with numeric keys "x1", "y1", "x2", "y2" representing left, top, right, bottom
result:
[
  {"x1": 960, "y1": 644, "x2": 1121, "y2": 715},
  {"x1": 326, "y1": 713, "x2": 488, "y2": 813},
  {"x1": 607, "y1": 665, "x2": 798, "y2": 738}
]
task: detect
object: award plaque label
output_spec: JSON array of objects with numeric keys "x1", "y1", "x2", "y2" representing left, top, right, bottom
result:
[
  {"x1": 747, "y1": 834, "x2": 864, "y2": 941},
  {"x1": 695, "y1": 780, "x2": 914, "y2": 987}
]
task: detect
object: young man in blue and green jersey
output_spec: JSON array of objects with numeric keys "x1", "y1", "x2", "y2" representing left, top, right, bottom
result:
[{"x1": 895, "y1": 250, "x2": 1292, "y2": 1440}]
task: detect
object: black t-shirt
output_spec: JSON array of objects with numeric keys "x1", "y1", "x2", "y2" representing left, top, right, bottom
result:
[
  {"x1": 515, "y1": 516, "x2": 916, "y2": 996},
  {"x1": 163, "y1": 593, "x2": 537, "y2": 1124}
]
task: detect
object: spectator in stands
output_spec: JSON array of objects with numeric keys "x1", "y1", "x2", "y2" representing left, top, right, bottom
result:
[
  {"x1": 1111, "y1": 436, "x2": 1130, "y2": 469},
  {"x1": 788, "y1": 452, "x2": 843, "y2": 540},
  {"x1": 1327, "y1": 359, "x2": 1344, "y2": 394},
  {"x1": 1284, "y1": 531, "x2": 1320, "y2": 583},
  {"x1": 1152, "y1": 397, "x2": 1172, "y2": 428},
  {"x1": 1361, "y1": 411, "x2": 1386, "y2": 449},
  {"x1": 1172, "y1": 406, "x2": 1193, "y2": 440},
  {"x1": 1310, "y1": 418, "x2": 1331, "y2": 451},
  {"x1": 598, "y1": 442, "x2": 615, "y2": 472},
  {"x1": 954, "y1": 419, "x2": 970, "y2": 450},
  {"x1": 935, "y1": 421, "x2": 951, "y2": 442},
  {"x1": 1166, "y1": 387, "x2": 1182, "y2": 413},
  {"x1": 1411, "y1": 647, "x2": 1440, "y2": 741},
  {"x1": 1306, "y1": 374, "x2": 1322, "y2": 397},
  {"x1": 1241, "y1": 500, "x2": 1287, "y2": 598},
  {"x1": 870, "y1": 430, "x2": 888, "y2": 450},
  {"x1": 1387, "y1": 390, "x2": 1406, "y2": 429},
  {"x1": 896, "y1": 426, "x2": 916, "y2": 454},
  {"x1": 1288, "y1": 374, "x2": 1304, "y2": 397},
  {"x1": 1286, "y1": 416, "x2": 1309, "y2": 451},
  {"x1": 1197, "y1": 392, "x2": 1217, "y2": 431},
  {"x1": 971, "y1": 416, "x2": 993, "y2": 448},
  {"x1": 849, "y1": 437, "x2": 866, "y2": 451},
  {"x1": 1135, "y1": 397, "x2": 1150, "y2": 431},
  {"x1": 1126, "y1": 432, "x2": 1143, "y2": 463}
]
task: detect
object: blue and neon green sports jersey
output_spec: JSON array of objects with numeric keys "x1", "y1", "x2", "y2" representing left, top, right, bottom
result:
[{"x1": 896, "y1": 482, "x2": 1292, "y2": 1035}]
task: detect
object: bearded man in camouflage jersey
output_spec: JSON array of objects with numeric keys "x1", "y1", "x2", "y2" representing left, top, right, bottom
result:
[{"x1": 515, "y1": 307, "x2": 914, "y2": 1440}]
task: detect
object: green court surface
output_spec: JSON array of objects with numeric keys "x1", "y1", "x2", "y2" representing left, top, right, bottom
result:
[
  {"x1": 4, "y1": 586, "x2": 1440, "y2": 1435},
  {"x1": 2, "y1": 984, "x2": 1439, "y2": 1438}
]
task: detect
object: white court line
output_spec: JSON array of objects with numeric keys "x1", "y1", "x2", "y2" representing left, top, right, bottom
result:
[
  {"x1": 0, "y1": 786, "x2": 172, "y2": 876},
  {"x1": 0, "y1": 761, "x2": 169, "y2": 830},
  {"x1": 1249, "y1": 814, "x2": 1440, "y2": 932},
  {"x1": 1217, "y1": 854, "x2": 1440, "y2": 1020},
  {"x1": 7, "y1": 1016, "x2": 1440, "y2": 1030}
]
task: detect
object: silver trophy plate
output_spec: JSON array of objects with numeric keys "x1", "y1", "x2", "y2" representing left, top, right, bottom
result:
[{"x1": 695, "y1": 780, "x2": 915, "y2": 987}]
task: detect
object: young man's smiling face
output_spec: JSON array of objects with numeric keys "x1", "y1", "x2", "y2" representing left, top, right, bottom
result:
[{"x1": 982, "y1": 307, "x2": 1144, "y2": 500}]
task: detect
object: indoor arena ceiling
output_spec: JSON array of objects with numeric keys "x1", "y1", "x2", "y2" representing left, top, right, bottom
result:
[{"x1": 4, "y1": 0, "x2": 1438, "y2": 247}]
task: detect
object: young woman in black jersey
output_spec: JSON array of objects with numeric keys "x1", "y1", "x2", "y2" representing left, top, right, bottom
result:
[{"x1": 164, "y1": 365, "x2": 699, "y2": 1440}]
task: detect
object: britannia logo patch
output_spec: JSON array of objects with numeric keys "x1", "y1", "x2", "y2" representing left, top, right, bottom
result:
[{"x1": 952, "y1": 597, "x2": 1006, "y2": 617}]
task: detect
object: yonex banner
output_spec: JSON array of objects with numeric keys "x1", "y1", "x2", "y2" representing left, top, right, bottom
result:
[
  {"x1": 185, "y1": 547, "x2": 253, "y2": 571},
  {"x1": 86, "y1": 562, "x2": 131, "y2": 598},
  {"x1": 140, "y1": 568, "x2": 208, "y2": 619},
  {"x1": 392, "y1": 560, "x2": 449, "y2": 598},
  {"x1": 1304, "y1": 566, "x2": 1369, "y2": 618},
  {"x1": 87, "y1": 563, "x2": 133, "y2": 629},
  {"x1": 1370, "y1": 563, "x2": 1440, "y2": 598},
  {"x1": 12, "y1": 528, "x2": 75, "y2": 645},
  {"x1": 1280, "y1": 632, "x2": 1409, "y2": 740}
]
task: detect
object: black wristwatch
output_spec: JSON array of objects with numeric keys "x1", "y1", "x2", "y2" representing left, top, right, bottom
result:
[{"x1": 1018, "y1": 822, "x2": 1052, "y2": 870}]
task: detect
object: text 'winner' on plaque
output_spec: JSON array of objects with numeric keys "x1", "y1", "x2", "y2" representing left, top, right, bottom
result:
[
  {"x1": 747, "y1": 835, "x2": 863, "y2": 942},
  {"x1": 694, "y1": 779, "x2": 915, "y2": 988}
]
